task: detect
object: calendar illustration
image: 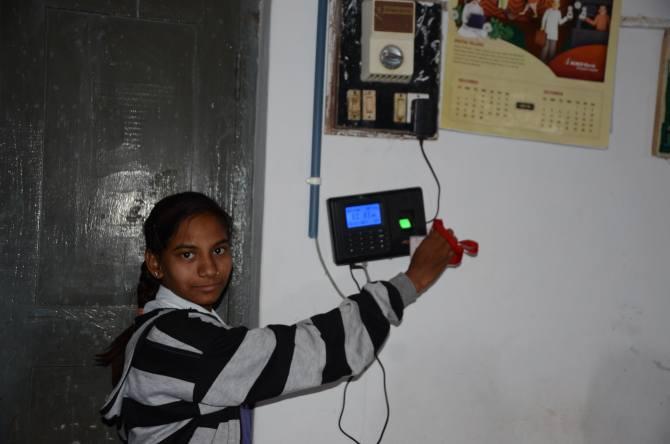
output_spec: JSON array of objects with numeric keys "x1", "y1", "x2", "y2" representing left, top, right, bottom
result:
[{"x1": 441, "y1": 0, "x2": 620, "y2": 148}]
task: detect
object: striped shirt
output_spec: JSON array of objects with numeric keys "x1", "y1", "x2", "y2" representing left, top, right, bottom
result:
[{"x1": 101, "y1": 273, "x2": 418, "y2": 443}]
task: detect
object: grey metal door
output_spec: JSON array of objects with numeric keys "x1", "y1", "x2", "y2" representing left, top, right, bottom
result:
[{"x1": 0, "y1": 0, "x2": 264, "y2": 441}]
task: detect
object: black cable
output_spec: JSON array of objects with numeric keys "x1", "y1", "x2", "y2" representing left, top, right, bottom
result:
[
  {"x1": 338, "y1": 377, "x2": 361, "y2": 444},
  {"x1": 374, "y1": 356, "x2": 390, "y2": 444},
  {"x1": 419, "y1": 138, "x2": 441, "y2": 223},
  {"x1": 337, "y1": 265, "x2": 391, "y2": 444}
]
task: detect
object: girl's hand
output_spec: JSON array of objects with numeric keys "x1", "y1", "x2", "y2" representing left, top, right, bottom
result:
[{"x1": 405, "y1": 228, "x2": 457, "y2": 293}]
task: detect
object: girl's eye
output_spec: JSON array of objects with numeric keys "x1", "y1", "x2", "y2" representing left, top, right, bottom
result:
[
  {"x1": 213, "y1": 246, "x2": 226, "y2": 256},
  {"x1": 181, "y1": 252, "x2": 194, "y2": 260}
]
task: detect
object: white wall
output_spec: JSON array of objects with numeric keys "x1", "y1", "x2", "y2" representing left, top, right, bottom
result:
[{"x1": 255, "y1": 1, "x2": 670, "y2": 443}]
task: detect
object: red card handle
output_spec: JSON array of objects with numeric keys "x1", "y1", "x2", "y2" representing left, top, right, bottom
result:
[{"x1": 432, "y1": 218, "x2": 479, "y2": 265}]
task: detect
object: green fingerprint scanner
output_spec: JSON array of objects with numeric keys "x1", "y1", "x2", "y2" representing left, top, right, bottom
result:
[{"x1": 399, "y1": 218, "x2": 412, "y2": 230}]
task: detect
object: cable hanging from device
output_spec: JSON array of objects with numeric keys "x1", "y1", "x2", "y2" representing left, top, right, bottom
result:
[{"x1": 419, "y1": 139, "x2": 441, "y2": 224}]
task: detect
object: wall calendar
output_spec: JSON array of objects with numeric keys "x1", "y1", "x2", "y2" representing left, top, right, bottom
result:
[{"x1": 441, "y1": 0, "x2": 620, "y2": 148}]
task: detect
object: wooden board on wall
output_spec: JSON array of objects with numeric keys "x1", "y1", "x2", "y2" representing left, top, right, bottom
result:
[
  {"x1": 325, "y1": 0, "x2": 442, "y2": 139},
  {"x1": 653, "y1": 30, "x2": 670, "y2": 158}
]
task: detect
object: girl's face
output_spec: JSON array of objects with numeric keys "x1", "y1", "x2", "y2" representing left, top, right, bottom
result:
[{"x1": 146, "y1": 212, "x2": 232, "y2": 310}]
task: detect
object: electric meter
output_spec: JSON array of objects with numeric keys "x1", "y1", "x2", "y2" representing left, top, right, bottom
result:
[{"x1": 361, "y1": 0, "x2": 415, "y2": 83}]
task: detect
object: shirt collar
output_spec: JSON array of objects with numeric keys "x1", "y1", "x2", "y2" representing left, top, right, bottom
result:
[{"x1": 144, "y1": 285, "x2": 227, "y2": 326}]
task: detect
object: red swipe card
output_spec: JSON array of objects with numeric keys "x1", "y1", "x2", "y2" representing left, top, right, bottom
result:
[{"x1": 432, "y1": 219, "x2": 479, "y2": 265}]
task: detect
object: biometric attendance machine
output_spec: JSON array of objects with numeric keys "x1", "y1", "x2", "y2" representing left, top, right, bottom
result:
[{"x1": 327, "y1": 187, "x2": 427, "y2": 265}]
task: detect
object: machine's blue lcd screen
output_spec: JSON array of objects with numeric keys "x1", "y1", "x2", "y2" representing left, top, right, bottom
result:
[{"x1": 345, "y1": 203, "x2": 382, "y2": 229}]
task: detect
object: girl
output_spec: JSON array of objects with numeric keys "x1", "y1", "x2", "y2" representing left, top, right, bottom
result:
[{"x1": 98, "y1": 191, "x2": 456, "y2": 443}]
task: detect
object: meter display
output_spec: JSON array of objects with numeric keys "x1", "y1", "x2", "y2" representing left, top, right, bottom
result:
[{"x1": 345, "y1": 203, "x2": 382, "y2": 228}]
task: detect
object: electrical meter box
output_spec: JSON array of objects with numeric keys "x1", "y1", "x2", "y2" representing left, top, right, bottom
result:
[
  {"x1": 361, "y1": 0, "x2": 415, "y2": 83},
  {"x1": 327, "y1": 187, "x2": 426, "y2": 265}
]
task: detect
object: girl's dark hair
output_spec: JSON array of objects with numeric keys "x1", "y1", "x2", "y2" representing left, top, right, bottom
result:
[{"x1": 96, "y1": 191, "x2": 232, "y2": 384}]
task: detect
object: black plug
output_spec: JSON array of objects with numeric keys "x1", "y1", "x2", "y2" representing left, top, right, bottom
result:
[{"x1": 411, "y1": 98, "x2": 437, "y2": 140}]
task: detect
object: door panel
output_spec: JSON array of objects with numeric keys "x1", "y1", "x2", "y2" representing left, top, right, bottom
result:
[
  {"x1": 0, "y1": 0, "x2": 262, "y2": 442},
  {"x1": 39, "y1": 10, "x2": 196, "y2": 306}
]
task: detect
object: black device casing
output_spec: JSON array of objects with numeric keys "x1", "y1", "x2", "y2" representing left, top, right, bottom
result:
[{"x1": 327, "y1": 187, "x2": 427, "y2": 265}]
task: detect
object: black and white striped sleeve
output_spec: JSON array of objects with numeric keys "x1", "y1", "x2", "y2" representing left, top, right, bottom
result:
[{"x1": 142, "y1": 273, "x2": 418, "y2": 407}]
